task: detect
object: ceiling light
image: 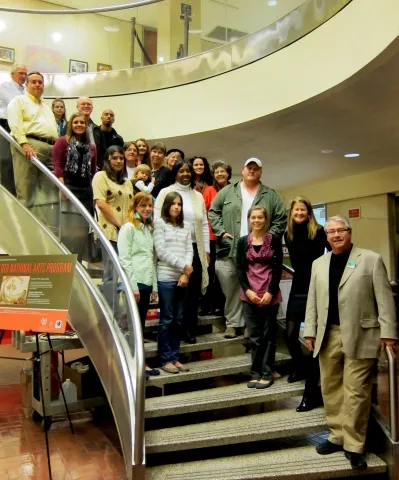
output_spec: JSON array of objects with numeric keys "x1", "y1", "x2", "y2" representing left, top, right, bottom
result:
[
  {"x1": 0, "y1": 20, "x2": 6, "y2": 33},
  {"x1": 267, "y1": 0, "x2": 277, "y2": 6},
  {"x1": 104, "y1": 26, "x2": 119, "y2": 33},
  {"x1": 52, "y1": 32, "x2": 63, "y2": 42},
  {"x1": 189, "y1": 29, "x2": 202, "y2": 34},
  {"x1": 158, "y1": 56, "x2": 164, "y2": 62},
  {"x1": 344, "y1": 153, "x2": 360, "y2": 158},
  {"x1": 321, "y1": 149, "x2": 333, "y2": 154}
]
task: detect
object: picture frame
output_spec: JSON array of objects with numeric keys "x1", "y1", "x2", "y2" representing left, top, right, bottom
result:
[
  {"x1": 0, "y1": 47, "x2": 15, "y2": 64},
  {"x1": 97, "y1": 63, "x2": 112, "y2": 72},
  {"x1": 69, "y1": 59, "x2": 88, "y2": 73}
]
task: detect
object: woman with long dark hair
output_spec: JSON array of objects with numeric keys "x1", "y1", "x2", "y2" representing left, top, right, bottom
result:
[
  {"x1": 52, "y1": 112, "x2": 96, "y2": 260},
  {"x1": 201, "y1": 160, "x2": 232, "y2": 315},
  {"x1": 284, "y1": 196, "x2": 329, "y2": 411},
  {"x1": 135, "y1": 137, "x2": 151, "y2": 167},
  {"x1": 118, "y1": 192, "x2": 159, "y2": 377},
  {"x1": 236, "y1": 206, "x2": 282, "y2": 389},
  {"x1": 189, "y1": 156, "x2": 213, "y2": 194},
  {"x1": 154, "y1": 192, "x2": 193, "y2": 373},
  {"x1": 154, "y1": 159, "x2": 210, "y2": 344},
  {"x1": 92, "y1": 145, "x2": 133, "y2": 282}
]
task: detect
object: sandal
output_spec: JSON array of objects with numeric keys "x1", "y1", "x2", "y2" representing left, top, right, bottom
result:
[
  {"x1": 161, "y1": 364, "x2": 179, "y2": 374},
  {"x1": 255, "y1": 378, "x2": 274, "y2": 389},
  {"x1": 174, "y1": 362, "x2": 190, "y2": 372},
  {"x1": 247, "y1": 380, "x2": 259, "y2": 388}
]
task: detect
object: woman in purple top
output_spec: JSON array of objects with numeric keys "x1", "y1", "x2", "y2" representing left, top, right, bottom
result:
[{"x1": 236, "y1": 206, "x2": 283, "y2": 389}]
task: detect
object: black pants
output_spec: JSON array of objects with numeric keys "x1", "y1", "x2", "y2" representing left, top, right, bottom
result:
[
  {"x1": 201, "y1": 240, "x2": 225, "y2": 313},
  {"x1": 285, "y1": 292, "x2": 320, "y2": 391},
  {"x1": 243, "y1": 302, "x2": 279, "y2": 380},
  {"x1": 137, "y1": 283, "x2": 152, "y2": 333},
  {"x1": 184, "y1": 243, "x2": 202, "y2": 337}
]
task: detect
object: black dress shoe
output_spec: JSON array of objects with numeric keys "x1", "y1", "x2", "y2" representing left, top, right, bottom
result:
[
  {"x1": 316, "y1": 440, "x2": 343, "y2": 455},
  {"x1": 344, "y1": 451, "x2": 367, "y2": 470},
  {"x1": 287, "y1": 371, "x2": 306, "y2": 383},
  {"x1": 183, "y1": 333, "x2": 197, "y2": 344},
  {"x1": 296, "y1": 391, "x2": 323, "y2": 412}
]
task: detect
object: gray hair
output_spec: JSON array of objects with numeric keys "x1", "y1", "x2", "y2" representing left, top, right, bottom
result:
[
  {"x1": 325, "y1": 215, "x2": 352, "y2": 232},
  {"x1": 11, "y1": 64, "x2": 27, "y2": 74},
  {"x1": 210, "y1": 159, "x2": 232, "y2": 179}
]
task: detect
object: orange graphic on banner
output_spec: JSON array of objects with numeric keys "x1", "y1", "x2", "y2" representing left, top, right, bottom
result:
[{"x1": 0, "y1": 308, "x2": 68, "y2": 333}]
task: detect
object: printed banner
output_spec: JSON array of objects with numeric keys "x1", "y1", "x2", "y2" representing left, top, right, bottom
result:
[{"x1": 0, "y1": 255, "x2": 77, "y2": 333}]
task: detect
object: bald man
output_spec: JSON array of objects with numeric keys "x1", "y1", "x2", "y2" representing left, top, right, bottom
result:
[
  {"x1": 77, "y1": 96, "x2": 106, "y2": 169},
  {"x1": 0, "y1": 64, "x2": 27, "y2": 194},
  {"x1": 100, "y1": 109, "x2": 124, "y2": 149}
]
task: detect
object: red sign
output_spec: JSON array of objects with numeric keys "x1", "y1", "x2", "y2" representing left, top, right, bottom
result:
[{"x1": 348, "y1": 208, "x2": 361, "y2": 219}]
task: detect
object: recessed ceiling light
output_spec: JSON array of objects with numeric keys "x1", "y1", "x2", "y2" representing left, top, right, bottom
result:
[
  {"x1": 0, "y1": 20, "x2": 6, "y2": 33},
  {"x1": 52, "y1": 32, "x2": 63, "y2": 42},
  {"x1": 158, "y1": 56, "x2": 164, "y2": 62},
  {"x1": 344, "y1": 153, "x2": 360, "y2": 158},
  {"x1": 267, "y1": 0, "x2": 277, "y2": 6},
  {"x1": 104, "y1": 26, "x2": 119, "y2": 33},
  {"x1": 321, "y1": 149, "x2": 333, "y2": 154}
]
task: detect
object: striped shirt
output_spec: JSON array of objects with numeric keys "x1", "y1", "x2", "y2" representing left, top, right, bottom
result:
[{"x1": 154, "y1": 218, "x2": 193, "y2": 282}]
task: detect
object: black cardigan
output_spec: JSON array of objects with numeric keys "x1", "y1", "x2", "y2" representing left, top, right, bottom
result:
[
  {"x1": 236, "y1": 234, "x2": 283, "y2": 296},
  {"x1": 284, "y1": 224, "x2": 329, "y2": 294}
]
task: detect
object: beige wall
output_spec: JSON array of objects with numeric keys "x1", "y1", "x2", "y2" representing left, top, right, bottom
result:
[{"x1": 280, "y1": 165, "x2": 399, "y2": 280}]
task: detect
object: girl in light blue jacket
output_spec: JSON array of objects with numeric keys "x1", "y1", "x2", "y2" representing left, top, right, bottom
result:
[{"x1": 118, "y1": 191, "x2": 159, "y2": 377}]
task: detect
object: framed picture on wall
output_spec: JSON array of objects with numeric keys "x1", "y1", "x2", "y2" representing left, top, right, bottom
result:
[
  {"x1": 69, "y1": 59, "x2": 88, "y2": 73},
  {"x1": 0, "y1": 47, "x2": 15, "y2": 64},
  {"x1": 97, "y1": 63, "x2": 112, "y2": 72}
]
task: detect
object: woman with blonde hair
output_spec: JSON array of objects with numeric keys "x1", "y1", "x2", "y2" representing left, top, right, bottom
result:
[
  {"x1": 284, "y1": 196, "x2": 329, "y2": 411},
  {"x1": 118, "y1": 192, "x2": 159, "y2": 377}
]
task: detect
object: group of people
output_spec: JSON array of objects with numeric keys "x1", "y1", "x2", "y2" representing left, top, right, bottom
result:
[{"x1": 0, "y1": 67, "x2": 397, "y2": 472}]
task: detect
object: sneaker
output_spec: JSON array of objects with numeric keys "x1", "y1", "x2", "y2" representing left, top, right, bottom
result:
[
  {"x1": 224, "y1": 327, "x2": 237, "y2": 339},
  {"x1": 316, "y1": 440, "x2": 343, "y2": 455},
  {"x1": 344, "y1": 451, "x2": 367, "y2": 470}
]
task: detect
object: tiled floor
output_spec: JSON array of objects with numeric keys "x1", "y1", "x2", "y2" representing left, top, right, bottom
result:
[{"x1": 0, "y1": 345, "x2": 126, "y2": 480}]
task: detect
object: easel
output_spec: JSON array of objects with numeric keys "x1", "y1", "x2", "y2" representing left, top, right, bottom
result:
[{"x1": 30, "y1": 333, "x2": 75, "y2": 480}]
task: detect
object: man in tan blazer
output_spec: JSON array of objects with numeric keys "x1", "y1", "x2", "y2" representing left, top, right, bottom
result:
[{"x1": 304, "y1": 215, "x2": 397, "y2": 470}]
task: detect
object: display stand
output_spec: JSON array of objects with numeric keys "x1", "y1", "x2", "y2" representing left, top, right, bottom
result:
[{"x1": 32, "y1": 333, "x2": 75, "y2": 480}]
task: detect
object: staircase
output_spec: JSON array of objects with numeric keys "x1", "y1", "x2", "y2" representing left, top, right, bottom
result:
[{"x1": 143, "y1": 316, "x2": 387, "y2": 479}]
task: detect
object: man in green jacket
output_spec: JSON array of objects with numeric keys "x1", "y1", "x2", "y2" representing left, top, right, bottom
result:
[{"x1": 209, "y1": 158, "x2": 287, "y2": 338}]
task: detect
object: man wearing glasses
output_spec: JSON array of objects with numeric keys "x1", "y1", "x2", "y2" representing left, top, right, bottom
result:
[{"x1": 304, "y1": 215, "x2": 397, "y2": 470}]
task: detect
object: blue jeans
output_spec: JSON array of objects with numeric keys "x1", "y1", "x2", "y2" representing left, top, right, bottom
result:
[{"x1": 158, "y1": 281, "x2": 186, "y2": 366}]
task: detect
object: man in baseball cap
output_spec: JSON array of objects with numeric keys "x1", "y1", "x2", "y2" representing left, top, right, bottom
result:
[{"x1": 209, "y1": 156, "x2": 286, "y2": 339}]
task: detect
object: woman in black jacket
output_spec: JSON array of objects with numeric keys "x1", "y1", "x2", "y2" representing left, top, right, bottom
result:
[
  {"x1": 284, "y1": 196, "x2": 330, "y2": 411},
  {"x1": 236, "y1": 206, "x2": 282, "y2": 389}
]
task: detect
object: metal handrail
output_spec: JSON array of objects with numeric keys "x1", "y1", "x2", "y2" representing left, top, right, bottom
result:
[
  {"x1": 386, "y1": 346, "x2": 398, "y2": 442},
  {"x1": 0, "y1": 0, "x2": 164, "y2": 15},
  {"x1": 282, "y1": 264, "x2": 294, "y2": 275},
  {"x1": 0, "y1": 126, "x2": 146, "y2": 468}
]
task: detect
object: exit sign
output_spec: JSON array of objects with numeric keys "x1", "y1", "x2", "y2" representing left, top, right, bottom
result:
[{"x1": 348, "y1": 207, "x2": 361, "y2": 219}]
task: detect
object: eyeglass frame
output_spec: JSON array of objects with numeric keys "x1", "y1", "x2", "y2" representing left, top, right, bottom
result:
[{"x1": 325, "y1": 227, "x2": 350, "y2": 235}]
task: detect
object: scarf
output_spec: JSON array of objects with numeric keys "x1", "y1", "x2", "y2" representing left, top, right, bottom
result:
[
  {"x1": 246, "y1": 232, "x2": 273, "y2": 263},
  {"x1": 156, "y1": 183, "x2": 209, "y2": 294},
  {"x1": 65, "y1": 139, "x2": 92, "y2": 178}
]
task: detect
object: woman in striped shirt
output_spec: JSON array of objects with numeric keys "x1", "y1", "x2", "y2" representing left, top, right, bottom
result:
[{"x1": 154, "y1": 192, "x2": 193, "y2": 374}]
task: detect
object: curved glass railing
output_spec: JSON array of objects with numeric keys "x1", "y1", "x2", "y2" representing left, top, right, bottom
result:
[
  {"x1": 0, "y1": 126, "x2": 146, "y2": 480},
  {"x1": 0, "y1": 0, "x2": 351, "y2": 96}
]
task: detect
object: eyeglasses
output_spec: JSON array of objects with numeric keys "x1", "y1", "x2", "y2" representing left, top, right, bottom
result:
[{"x1": 326, "y1": 228, "x2": 349, "y2": 235}]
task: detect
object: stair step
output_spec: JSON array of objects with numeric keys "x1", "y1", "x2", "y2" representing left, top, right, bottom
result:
[
  {"x1": 146, "y1": 352, "x2": 290, "y2": 388},
  {"x1": 146, "y1": 407, "x2": 327, "y2": 453},
  {"x1": 146, "y1": 445, "x2": 386, "y2": 479},
  {"x1": 145, "y1": 376, "x2": 303, "y2": 418},
  {"x1": 145, "y1": 332, "x2": 248, "y2": 358},
  {"x1": 145, "y1": 314, "x2": 224, "y2": 329}
]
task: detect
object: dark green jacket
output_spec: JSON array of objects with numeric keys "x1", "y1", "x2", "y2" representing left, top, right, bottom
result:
[{"x1": 208, "y1": 181, "x2": 287, "y2": 259}]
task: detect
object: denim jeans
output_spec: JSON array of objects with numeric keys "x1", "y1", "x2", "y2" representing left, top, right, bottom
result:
[
  {"x1": 158, "y1": 281, "x2": 186, "y2": 365},
  {"x1": 137, "y1": 283, "x2": 152, "y2": 332}
]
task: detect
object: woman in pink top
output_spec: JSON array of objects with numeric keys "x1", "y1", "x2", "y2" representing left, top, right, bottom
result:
[
  {"x1": 236, "y1": 206, "x2": 282, "y2": 389},
  {"x1": 52, "y1": 112, "x2": 96, "y2": 259}
]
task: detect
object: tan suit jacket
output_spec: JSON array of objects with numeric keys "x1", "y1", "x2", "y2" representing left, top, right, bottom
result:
[{"x1": 304, "y1": 246, "x2": 397, "y2": 359}]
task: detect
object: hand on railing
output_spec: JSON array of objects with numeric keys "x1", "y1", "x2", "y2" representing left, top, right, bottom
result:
[
  {"x1": 385, "y1": 344, "x2": 398, "y2": 443},
  {"x1": 382, "y1": 338, "x2": 397, "y2": 358}
]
